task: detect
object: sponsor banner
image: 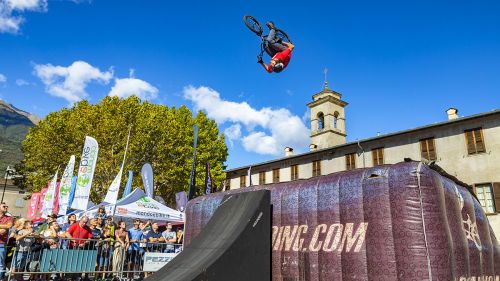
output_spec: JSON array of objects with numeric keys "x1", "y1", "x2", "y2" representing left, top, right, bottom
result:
[
  {"x1": 114, "y1": 189, "x2": 183, "y2": 222},
  {"x1": 52, "y1": 182, "x2": 60, "y2": 215},
  {"x1": 122, "y1": 170, "x2": 133, "y2": 199},
  {"x1": 42, "y1": 172, "x2": 58, "y2": 218},
  {"x1": 28, "y1": 193, "x2": 41, "y2": 219},
  {"x1": 103, "y1": 166, "x2": 123, "y2": 204},
  {"x1": 143, "y1": 252, "x2": 178, "y2": 272},
  {"x1": 72, "y1": 136, "x2": 99, "y2": 210},
  {"x1": 58, "y1": 155, "x2": 75, "y2": 215},
  {"x1": 141, "y1": 163, "x2": 154, "y2": 198},
  {"x1": 37, "y1": 188, "x2": 48, "y2": 217},
  {"x1": 204, "y1": 162, "x2": 212, "y2": 195}
]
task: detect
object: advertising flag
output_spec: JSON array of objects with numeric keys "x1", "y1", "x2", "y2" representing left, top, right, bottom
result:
[
  {"x1": 104, "y1": 127, "x2": 131, "y2": 204},
  {"x1": 188, "y1": 124, "x2": 198, "y2": 200},
  {"x1": 42, "y1": 172, "x2": 58, "y2": 218},
  {"x1": 58, "y1": 155, "x2": 75, "y2": 215},
  {"x1": 141, "y1": 163, "x2": 154, "y2": 198},
  {"x1": 28, "y1": 193, "x2": 41, "y2": 219},
  {"x1": 38, "y1": 188, "x2": 48, "y2": 216},
  {"x1": 122, "y1": 170, "x2": 133, "y2": 198},
  {"x1": 175, "y1": 191, "x2": 188, "y2": 212},
  {"x1": 67, "y1": 176, "x2": 77, "y2": 211},
  {"x1": 52, "y1": 182, "x2": 60, "y2": 215},
  {"x1": 204, "y1": 162, "x2": 212, "y2": 195},
  {"x1": 71, "y1": 136, "x2": 99, "y2": 210}
]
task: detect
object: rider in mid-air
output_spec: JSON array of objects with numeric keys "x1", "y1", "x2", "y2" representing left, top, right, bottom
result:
[{"x1": 257, "y1": 21, "x2": 295, "y2": 73}]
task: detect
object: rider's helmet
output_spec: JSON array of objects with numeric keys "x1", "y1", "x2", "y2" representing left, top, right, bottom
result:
[{"x1": 273, "y1": 62, "x2": 284, "y2": 73}]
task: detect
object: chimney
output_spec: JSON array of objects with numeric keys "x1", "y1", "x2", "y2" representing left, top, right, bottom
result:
[
  {"x1": 447, "y1": 108, "x2": 459, "y2": 120},
  {"x1": 284, "y1": 147, "x2": 294, "y2": 157},
  {"x1": 309, "y1": 144, "x2": 317, "y2": 151}
]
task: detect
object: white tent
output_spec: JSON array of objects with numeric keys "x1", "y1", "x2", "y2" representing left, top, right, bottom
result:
[{"x1": 77, "y1": 188, "x2": 184, "y2": 223}]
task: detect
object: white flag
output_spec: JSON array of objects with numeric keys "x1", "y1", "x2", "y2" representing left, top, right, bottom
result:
[
  {"x1": 71, "y1": 136, "x2": 99, "y2": 211},
  {"x1": 103, "y1": 127, "x2": 131, "y2": 204},
  {"x1": 58, "y1": 155, "x2": 75, "y2": 215},
  {"x1": 42, "y1": 171, "x2": 58, "y2": 218}
]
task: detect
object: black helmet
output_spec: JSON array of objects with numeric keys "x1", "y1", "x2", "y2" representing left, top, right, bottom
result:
[{"x1": 273, "y1": 62, "x2": 284, "y2": 73}]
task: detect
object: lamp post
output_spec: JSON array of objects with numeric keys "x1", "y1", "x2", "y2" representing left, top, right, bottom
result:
[{"x1": 2, "y1": 166, "x2": 15, "y2": 203}]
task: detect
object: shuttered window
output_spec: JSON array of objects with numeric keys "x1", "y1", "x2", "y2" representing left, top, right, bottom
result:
[
  {"x1": 465, "y1": 128, "x2": 486, "y2": 155},
  {"x1": 420, "y1": 138, "x2": 437, "y2": 161},
  {"x1": 372, "y1": 147, "x2": 384, "y2": 166},
  {"x1": 259, "y1": 172, "x2": 266, "y2": 185},
  {"x1": 291, "y1": 165, "x2": 299, "y2": 181},
  {"x1": 312, "y1": 160, "x2": 321, "y2": 177},
  {"x1": 475, "y1": 183, "x2": 496, "y2": 213},
  {"x1": 345, "y1": 153, "x2": 356, "y2": 170},
  {"x1": 240, "y1": 175, "x2": 246, "y2": 188},
  {"x1": 272, "y1": 169, "x2": 280, "y2": 183}
]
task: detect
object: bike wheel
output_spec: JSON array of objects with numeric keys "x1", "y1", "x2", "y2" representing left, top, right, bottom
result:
[
  {"x1": 243, "y1": 15, "x2": 263, "y2": 36},
  {"x1": 276, "y1": 28, "x2": 292, "y2": 44}
]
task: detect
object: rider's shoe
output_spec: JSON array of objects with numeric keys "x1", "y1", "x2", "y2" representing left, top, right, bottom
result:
[{"x1": 266, "y1": 21, "x2": 276, "y2": 30}]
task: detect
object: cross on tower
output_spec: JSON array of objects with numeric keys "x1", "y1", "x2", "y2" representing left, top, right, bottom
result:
[{"x1": 324, "y1": 68, "x2": 329, "y2": 89}]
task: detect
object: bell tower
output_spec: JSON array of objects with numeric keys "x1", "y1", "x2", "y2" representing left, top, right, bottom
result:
[{"x1": 307, "y1": 72, "x2": 348, "y2": 151}]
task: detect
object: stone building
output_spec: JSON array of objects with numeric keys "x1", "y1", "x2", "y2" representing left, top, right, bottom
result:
[{"x1": 225, "y1": 82, "x2": 500, "y2": 239}]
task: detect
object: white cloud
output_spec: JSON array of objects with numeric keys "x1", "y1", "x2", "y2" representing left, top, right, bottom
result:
[
  {"x1": 184, "y1": 85, "x2": 310, "y2": 156},
  {"x1": 34, "y1": 60, "x2": 113, "y2": 103},
  {"x1": 0, "y1": 73, "x2": 6, "y2": 83},
  {"x1": 15, "y1": 78, "x2": 29, "y2": 86},
  {"x1": 108, "y1": 74, "x2": 158, "y2": 100},
  {"x1": 0, "y1": 0, "x2": 47, "y2": 34},
  {"x1": 224, "y1": 124, "x2": 241, "y2": 145}
]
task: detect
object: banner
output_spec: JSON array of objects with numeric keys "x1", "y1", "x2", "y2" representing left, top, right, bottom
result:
[
  {"x1": 122, "y1": 170, "x2": 133, "y2": 198},
  {"x1": 58, "y1": 155, "x2": 75, "y2": 215},
  {"x1": 52, "y1": 182, "x2": 60, "y2": 215},
  {"x1": 103, "y1": 167, "x2": 123, "y2": 204},
  {"x1": 175, "y1": 191, "x2": 188, "y2": 212},
  {"x1": 143, "y1": 252, "x2": 178, "y2": 272},
  {"x1": 28, "y1": 193, "x2": 41, "y2": 219},
  {"x1": 188, "y1": 124, "x2": 198, "y2": 200},
  {"x1": 204, "y1": 162, "x2": 212, "y2": 195},
  {"x1": 141, "y1": 163, "x2": 154, "y2": 198},
  {"x1": 38, "y1": 188, "x2": 48, "y2": 216},
  {"x1": 42, "y1": 171, "x2": 58, "y2": 218},
  {"x1": 71, "y1": 136, "x2": 99, "y2": 211},
  {"x1": 103, "y1": 128, "x2": 130, "y2": 205},
  {"x1": 67, "y1": 176, "x2": 77, "y2": 212}
]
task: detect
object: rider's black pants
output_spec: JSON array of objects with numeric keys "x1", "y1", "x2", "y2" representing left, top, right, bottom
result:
[{"x1": 264, "y1": 28, "x2": 287, "y2": 57}]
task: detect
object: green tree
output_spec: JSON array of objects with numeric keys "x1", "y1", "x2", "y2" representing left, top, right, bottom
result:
[{"x1": 21, "y1": 96, "x2": 228, "y2": 205}]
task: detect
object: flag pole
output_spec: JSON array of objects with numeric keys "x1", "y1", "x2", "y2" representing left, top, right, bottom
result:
[{"x1": 188, "y1": 124, "x2": 199, "y2": 200}]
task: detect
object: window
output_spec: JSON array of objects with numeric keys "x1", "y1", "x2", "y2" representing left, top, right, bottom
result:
[
  {"x1": 372, "y1": 147, "x2": 384, "y2": 166},
  {"x1": 475, "y1": 184, "x2": 496, "y2": 213},
  {"x1": 345, "y1": 153, "x2": 356, "y2": 170},
  {"x1": 465, "y1": 128, "x2": 486, "y2": 155},
  {"x1": 225, "y1": 179, "x2": 231, "y2": 191},
  {"x1": 240, "y1": 175, "x2": 246, "y2": 188},
  {"x1": 420, "y1": 138, "x2": 437, "y2": 161},
  {"x1": 291, "y1": 165, "x2": 299, "y2": 181},
  {"x1": 317, "y1": 112, "x2": 325, "y2": 130},
  {"x1": 333, "y1": 111, "x2": 339, "y2": 129},
  {"x1": 272, "y1": 169, "x2": 280, "y2": 183},
  {"x1": 312, "y1": 160, "x2": 321, "y2": 177},
  {"x1": 259, "y1": 172, "x2": 266, "y2": 185}
]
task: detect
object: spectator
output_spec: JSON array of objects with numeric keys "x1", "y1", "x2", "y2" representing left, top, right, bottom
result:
[
  {"x1": 98, "y1": 227, "x2": 113, "y2": 279},
  {"x1": 161, "y1": 223, "x2": 176, "y2": 253},
  {"x1": 112, "y1": 221, "x2": 129, "y2": 277},
  {"x1": 67, "y1": 216, "x2": 93, "y2": 248},
  {"x1": 43, "y1": 221, "x2": 66, "y2": 249},
  {"x1": 0, "y1": 203, "x2": 13, "y2": 279},
  {"x1": 35, "y1": 214, "x2": 57, "y2": 235},
  {"x1": 145, "y1": 223, "x2": 162, "y2": 249},
  {"x1": 94, "y1": 206, "x2": 107, "y2": 224},
  {"x1": 176, "y1": 228, "x2": 184, "y2": 244},
  {"x1": 127, "y1": 219, "x2": 144, "y2": 278},
  {"x1": 97, "y1": 217, "x2": 104, "y2": 229},
  {"x1": 12, "y1": 220, "x2": 35, "y2": 276},
  {"x1": 61, "y1": 214, "x2": 77, "y2": 232}
]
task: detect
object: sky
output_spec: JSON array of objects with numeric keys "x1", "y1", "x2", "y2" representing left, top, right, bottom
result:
[{"x1": 0, "y1": 0, "x2": 499, "y2": 169}]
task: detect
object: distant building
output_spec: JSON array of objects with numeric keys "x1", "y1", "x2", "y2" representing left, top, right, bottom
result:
[
  {"x1": 1, "y1": 178, "x2": 29, "y2": 217},
  {"x1": 225, "y1": 81, "x2": 500, "y2": 240}
]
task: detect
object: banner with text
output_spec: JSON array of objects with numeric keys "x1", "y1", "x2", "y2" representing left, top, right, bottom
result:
[
  {"x1": 71, "y1": 136, "x2": 99, "y2": 211},
  {"x1": 58, "y1": 155, "x2": 75, "y2": 215}
]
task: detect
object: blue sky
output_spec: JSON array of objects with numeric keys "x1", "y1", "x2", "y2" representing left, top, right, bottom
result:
[{"x1": 1, "y1": 0, "x2": 499, "y2": 169}]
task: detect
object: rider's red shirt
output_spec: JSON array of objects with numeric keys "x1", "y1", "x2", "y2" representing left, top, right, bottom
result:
[{"x1": 266, "y1": 48, "x2": 292, "y2": 73}]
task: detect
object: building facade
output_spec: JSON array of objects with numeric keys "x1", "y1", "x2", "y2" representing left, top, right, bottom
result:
[{"x1": 225, "y1": 83, "x2": 500, "y2": 240}]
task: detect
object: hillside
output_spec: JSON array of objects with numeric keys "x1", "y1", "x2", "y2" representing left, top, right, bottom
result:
[{"x1": 0, "y1": 100, "x2": 39, "y2": 174}]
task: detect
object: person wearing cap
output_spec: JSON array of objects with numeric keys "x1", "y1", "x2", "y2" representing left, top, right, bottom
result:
[{"x1": 35, "y1": 213, "x2": 57, "y2": 235}]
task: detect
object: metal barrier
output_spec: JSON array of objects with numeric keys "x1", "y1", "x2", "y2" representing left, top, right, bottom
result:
[{"x1": 7, "y1": 237, "x2": 182, "y2": 281}]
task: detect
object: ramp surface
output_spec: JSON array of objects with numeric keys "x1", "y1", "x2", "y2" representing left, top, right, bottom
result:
[{"x1": 147, "y1": 189, "x2": 271, "y2": 281}]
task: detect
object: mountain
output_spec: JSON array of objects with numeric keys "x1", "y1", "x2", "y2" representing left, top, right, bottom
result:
[{"x1": 0, "y1": 100, "x2": 40, "y2": 174}]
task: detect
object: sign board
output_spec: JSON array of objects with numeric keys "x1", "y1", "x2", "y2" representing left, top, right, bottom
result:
[{"x1": 143, "y1": 252, "x2": 178, "y2": 272}]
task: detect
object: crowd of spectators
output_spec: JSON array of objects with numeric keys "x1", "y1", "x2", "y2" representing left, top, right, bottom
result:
[{"x1": 0, "y1": 204, "x2": 184, "y2": 281}]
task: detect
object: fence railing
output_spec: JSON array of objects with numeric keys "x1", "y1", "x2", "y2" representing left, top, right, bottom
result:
[{"x1": 7, "y1": 237, "x2": 182, "y2": 281}]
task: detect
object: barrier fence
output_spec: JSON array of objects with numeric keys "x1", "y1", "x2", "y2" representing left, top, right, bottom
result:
[{"x1": 7, "y1": 237, "x2": 182, "y2": 281}]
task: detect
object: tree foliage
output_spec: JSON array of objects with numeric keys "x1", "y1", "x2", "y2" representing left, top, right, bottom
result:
[{"x1": 21, "y1": 96, "x2": 228, "y2": 205}]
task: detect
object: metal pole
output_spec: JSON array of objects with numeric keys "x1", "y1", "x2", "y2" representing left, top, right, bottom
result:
[
  {"x1": 1, "y1": 167, "x2": 10, "y2": 203},
  {"x1": 357, "y1": 141, "x2": 366, "y2": 168}
]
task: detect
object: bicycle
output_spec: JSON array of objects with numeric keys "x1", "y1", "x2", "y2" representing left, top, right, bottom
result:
[{"x1": 243, "y1": 15, "x2": 292, "y2": 59}]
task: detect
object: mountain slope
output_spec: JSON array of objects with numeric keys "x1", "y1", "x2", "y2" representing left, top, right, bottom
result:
[{"x1": 0, "y1": 100, "x2": 39, "y2": 173}]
